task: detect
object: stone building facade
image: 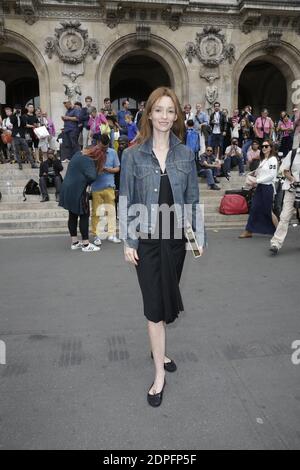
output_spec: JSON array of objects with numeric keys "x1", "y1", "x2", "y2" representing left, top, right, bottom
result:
[{"x1": 1, "y1": 0, "x2": 300, "y2": 127}]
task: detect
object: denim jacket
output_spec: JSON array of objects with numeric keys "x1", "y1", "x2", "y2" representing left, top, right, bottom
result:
[{"x1": 119, "y1": 132, "x2": 205, "y2": 249}]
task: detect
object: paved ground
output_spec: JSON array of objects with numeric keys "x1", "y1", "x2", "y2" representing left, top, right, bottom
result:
[{"x1": 0, "y1": 229, "x2": 299, "y2": 450}]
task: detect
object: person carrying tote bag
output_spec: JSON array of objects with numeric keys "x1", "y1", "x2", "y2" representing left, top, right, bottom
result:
[{"x1": 239, "y1": 139, "x2": 278, "y2": 238}]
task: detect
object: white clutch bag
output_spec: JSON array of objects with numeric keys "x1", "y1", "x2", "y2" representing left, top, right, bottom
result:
[
  {"x1": 34, "y1": 125, "x2": 49, "y2": 139},
  {"x1": 185, "y1": 223, "x2": 202, "y2": 258}
]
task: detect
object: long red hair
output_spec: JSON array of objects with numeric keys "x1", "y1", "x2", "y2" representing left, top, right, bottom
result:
[
  {"x1": 136, "y1": 87, "x2": 185, "y2": 145},
  {"x1": 83, "y1": 145, "x2": 107, "y2": 173}
]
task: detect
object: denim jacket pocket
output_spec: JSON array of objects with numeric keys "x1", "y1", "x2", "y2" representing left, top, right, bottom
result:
[
  {"x1": 133, "y1": 165, "x2": 152, "y2": 179},
  {"x1": 175, "y1": 160, "x2": 192, "y2": 174}
]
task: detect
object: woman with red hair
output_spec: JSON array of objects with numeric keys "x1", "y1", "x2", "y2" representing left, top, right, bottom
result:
[
  {"x1": 120, "y1": 87, "x2": 205, "y2": 407},
  {"x1": 59, "y1": 144, "x2": 107, "y2": 252}
]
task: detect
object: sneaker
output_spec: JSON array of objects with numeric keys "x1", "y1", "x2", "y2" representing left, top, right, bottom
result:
[
  {"x1": 269, "y1": 245, "x2": 279, "y2": 255},
  {"x1": 107, "y1": 235, "x2": 122, "y2": 243},
  {"x1": 239, "y1": 173, "x2": 246, "y2": 176},
  {"x1": 94, "y1": 236, "x2": 102, "y2": 246},
  {"x1": 81, "y1": 243, "x2": 100, "y2": 252},
  {"x1": 209, "y1": 184, "x2": 221, "y2": 190},
  {"x1": 71, "y1": 241, "x2": 83, "y2": 250}
]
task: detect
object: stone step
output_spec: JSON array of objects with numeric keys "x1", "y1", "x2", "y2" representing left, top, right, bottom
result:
[
  {"x1": 0, "y1": 209, "x2": 67, "y2": 220},
  {"x1": 0, "y1": 218, "x2": 68, "y2": 230},
  {"x1": 0, "y1": 201, "x2": 61, "y2": 210},
  {"x1": 0, "y1": 227, "x2": 67, "y2": 237},
  {"x1": 0, "y1": 213, "x2": 247, "y2": 230}
]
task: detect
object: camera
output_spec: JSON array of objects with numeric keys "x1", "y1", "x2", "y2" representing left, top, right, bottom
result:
[{"x1": 289, "y1": 182, "x2": 300, "y2": 209}]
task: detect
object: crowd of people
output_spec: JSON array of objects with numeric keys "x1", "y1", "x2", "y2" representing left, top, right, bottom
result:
[{"x1": 0, "y1": 95, "x2": 300, "y2": 255}]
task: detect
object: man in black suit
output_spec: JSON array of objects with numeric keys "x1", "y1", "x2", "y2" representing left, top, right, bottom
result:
[
  {"x1": 39, "y1": 150, "x2": 63, "y2": 202},
  {"x1": 10, "y1": 104, "x2": 38, "y2": 170}
]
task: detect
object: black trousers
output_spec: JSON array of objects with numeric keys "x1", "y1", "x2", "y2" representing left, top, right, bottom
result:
[
  {"x1": 39, "y1": 176, "x2": 62, "y2": 197},
  {"x1": 68, "y1": 211, "x2": 89, "y2": 240}
]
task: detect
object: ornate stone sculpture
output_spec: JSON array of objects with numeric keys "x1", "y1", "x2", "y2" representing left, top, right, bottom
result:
[
  {"x1": 105, "y1": 3, "x2": 124, "y2": 29},
  {"x1": 63, "y1": 72, "x2": 82, "y2": 102},
  {"x1": 201, "y1": 74, "x2": 219, "y2": 116},
  {"x1": 185, "y1": 27, "x2": 235, "y2": 68},
  {"x1": 45, "y1": 21, "x2": 100, "y2": 64},
  {"x1": 17, "y1": 0, "x2": 39, "y2": 25},
  {"x1": 162, "y1": 5, "x2": 184, "y2": 31}
]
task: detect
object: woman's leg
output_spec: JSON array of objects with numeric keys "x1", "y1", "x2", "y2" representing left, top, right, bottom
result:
[
  {"x1": 148, "y1": 320, "x2": 166, "y2": 394},
  {"x1": 79, "y1": 213, "x2": 90, "y2": 245},
  {"x1": 68, "y1": 211, "x2": 79, "y2": 244}
]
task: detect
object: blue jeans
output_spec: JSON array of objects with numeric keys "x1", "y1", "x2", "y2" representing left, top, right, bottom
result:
[
  {"x1": 242, "y1": 140, "x2": 252, "y2": 164},
  {"x1": 63, "y1": 130, "x2": 80, "y2": 159},
  {"x1": 224, "y1": 156, "x2": 245, "y2": 174},
  {"x1": 198, "y1": 168, "x2": 216, "y2": 186}
]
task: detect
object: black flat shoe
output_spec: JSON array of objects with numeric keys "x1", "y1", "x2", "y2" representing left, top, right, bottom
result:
[
  {"x1": 147, "y1": 380, "x2": 166, "y2": 407},
  {"x1": 150, "y1": 352, "x2": 177, "y2": 372}
]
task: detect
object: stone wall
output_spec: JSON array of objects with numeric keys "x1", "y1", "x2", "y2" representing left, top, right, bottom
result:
[{"x1": 1, "y1": 1, "x2": 300, "y2": 129}]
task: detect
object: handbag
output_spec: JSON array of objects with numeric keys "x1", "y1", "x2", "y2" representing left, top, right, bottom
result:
[
  {"x1": 1, "y1": 131, "x2": 12, "y2": 144},
  {"x1": 244, "y1": 171, "x2": 257, "y2": 189},
  {"x1": 34, "y1": 125, "x2": 49, "y2": 139},
  {"x1": 100, "y1": 123, "x2": 111, "y2": 135}
]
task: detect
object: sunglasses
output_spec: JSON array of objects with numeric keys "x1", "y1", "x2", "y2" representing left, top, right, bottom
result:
[{"x1": 262, "y1": 145, "x2": 270, "y2": 148}]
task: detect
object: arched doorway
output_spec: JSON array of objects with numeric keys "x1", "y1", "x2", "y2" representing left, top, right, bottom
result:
[
  {"x1": 232, "y1": 42, "x2": 300, "y2": 118},
  {"x1": 0, "y1": 51, "x2": 40, "y2": 109},
  {"x1": 96, "y1": 34, "x2": 189, "y2": 109},
  {"x1": 238, "y1": 60, "x2": 287, "y2": 119},
  {"x1": 110, "y1": 55, "x2": 171, "y2": 111}
]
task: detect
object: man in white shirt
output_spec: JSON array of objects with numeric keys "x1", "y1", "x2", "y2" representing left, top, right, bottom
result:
[
  {"x1": 270, "y1": 147, "x2": 300, "y2": 254},
  {"x1": 223, "y1": 138, "x2": 245, "y2": 176}
]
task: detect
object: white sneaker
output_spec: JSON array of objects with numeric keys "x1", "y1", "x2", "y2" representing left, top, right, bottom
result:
[
  {"x1": 81, "y1": 243, "x2": 100, "y2": 252},
  {"x1": 94, "y1": 236, "x2": 102, "y2": 246},
  {"x1": 107, "y1": 235, "x2": 121, "y2": 244},
  {"x1": 71, "y1": 241, "x2": 83, "y2": 250}
]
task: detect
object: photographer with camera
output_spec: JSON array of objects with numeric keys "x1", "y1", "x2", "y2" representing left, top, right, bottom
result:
[
  {"x1": 39, "y1": 150, "x2": 63, "y2": 203},
  {"x1": 10, "y1": 105, "x2": 38, "y2": 170},
  {"x1": 270, "y1": 146, "x2": 300, "y2": 255},
  {"x1": 223, "y1": 137, "x2": 245, "y2": 176}
]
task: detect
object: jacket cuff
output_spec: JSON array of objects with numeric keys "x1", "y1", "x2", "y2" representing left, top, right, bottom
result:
[{"x1": 124, "y1": 238, "x2": 139, "y2": 250}]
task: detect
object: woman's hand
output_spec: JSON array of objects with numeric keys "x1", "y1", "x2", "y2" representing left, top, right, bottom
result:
[{"x1": 124, "y1": 246, "x2": 139, "y2": 266}]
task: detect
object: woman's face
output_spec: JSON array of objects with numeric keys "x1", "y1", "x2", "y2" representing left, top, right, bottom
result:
[
  {"x1": 262, "y1": 141, "x2": 271, "y2": 156},
  {"x1": 149, "y1": 96, "x2": 177, "y2": 134},
  {"x1": 241, "y1": 119, "x2": 246, "y2": 127},
  {"x1": 283, "y1": 114, "x2": 289, "y2": 122}
]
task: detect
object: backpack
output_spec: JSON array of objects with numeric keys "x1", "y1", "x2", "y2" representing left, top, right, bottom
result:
[
  {"x1": 186, "y1": 129, "x2": 200, "y2": 153},
  {"x1": 23, "y1": 179, "x2": 40, "y2": 201},
  {"x1": 219, "y1": 194, "x2": 249, "y2": 215}
]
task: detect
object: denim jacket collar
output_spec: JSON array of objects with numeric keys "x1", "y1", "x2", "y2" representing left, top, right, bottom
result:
[{"x1": 139, "y1": 131, "x2": 182, "y2": 155}]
